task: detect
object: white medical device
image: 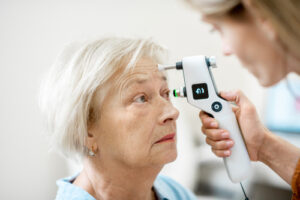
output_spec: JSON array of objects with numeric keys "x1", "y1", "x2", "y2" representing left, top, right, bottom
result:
[{"x1": 158, "y1": 55, "x2": 251, "y2": 183}]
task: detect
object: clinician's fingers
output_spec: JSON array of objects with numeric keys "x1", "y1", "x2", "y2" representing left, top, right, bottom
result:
[
  {"x1": 200, "y1": 106, "x2": 239, "y2": 125},
  {"x1": 211, "y1": 148, "x2": 232, "y2": 157},
  {"x1": 199, "y1": 111, "x2": 218, "y2": 128},
  {"x1": 231, "y1": 105, "x2": 239, "y2": 113},
  {"x1": 220, "y1": 90, "x2": 251, "y2": 108},
  {"x1": 201, "y1": 128, "x2": 230, "y2": 140},
  {"x1": 206, "y1": 138, "x2": 234, "y2": 150},
  {"x1": 221, "y1": 90, "x2": 257, "y2": 117}
]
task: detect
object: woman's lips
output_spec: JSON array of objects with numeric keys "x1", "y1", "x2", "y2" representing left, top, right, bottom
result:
[{"x1": 155, "y1": 133, "x2": 176, "y2": 144}]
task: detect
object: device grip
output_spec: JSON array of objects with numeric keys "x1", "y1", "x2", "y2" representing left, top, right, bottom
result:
[{"x1": 215, "y1": 112, "x2": 251, "y2": 183}]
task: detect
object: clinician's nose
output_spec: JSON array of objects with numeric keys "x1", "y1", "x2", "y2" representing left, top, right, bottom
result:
[
  {"x1": 158, "y1": 102, "x2": 179, "y2": 125},
  {"x1": 222, "y1": 40, "x2": 233, "y2": 56}
]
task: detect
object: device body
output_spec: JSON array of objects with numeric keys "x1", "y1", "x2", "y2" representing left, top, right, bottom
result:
[{"x1": 164, "y1": 55, "x2": 251, "y2": 183}]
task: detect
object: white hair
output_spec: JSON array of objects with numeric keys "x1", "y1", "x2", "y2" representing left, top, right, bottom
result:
[
  {"x1": 39, "y1": 37, "x2": 168, "y2": 160},
  {"x1": 186, "y1": 0, "x2": 241, "y2": 16}
]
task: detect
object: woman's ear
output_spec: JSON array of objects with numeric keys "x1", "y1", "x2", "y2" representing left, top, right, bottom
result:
[
  {"x1": 86, "y1": 105, "x2": 101, "y2": 156},
  {"x1": 85, "y1": 130, "x2": 98, "y2": 156}
]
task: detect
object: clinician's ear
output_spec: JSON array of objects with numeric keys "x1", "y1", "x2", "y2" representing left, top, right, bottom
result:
[
  {"x1": 243, "y1": 0, "x2": 278, "y2": 40},
  {"x1": 259, "y1": 19, "x2": 277, "y2": 41}
]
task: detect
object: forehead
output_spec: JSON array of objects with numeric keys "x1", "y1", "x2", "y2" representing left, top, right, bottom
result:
[
  {"x1": 117, "y1": 57, "x2": 167, "y2": 88},
  {"x1": 95, "y1": 57, "x2": 167, "y2": 108}
]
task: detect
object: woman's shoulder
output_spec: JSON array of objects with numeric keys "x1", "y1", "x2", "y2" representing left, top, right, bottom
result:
[
  {"x1": 154, "y1": 174, "x2": 198, "y2": 200},
  {"x1": 55, "y1": 175, "x2": 95, "y2": 200}
]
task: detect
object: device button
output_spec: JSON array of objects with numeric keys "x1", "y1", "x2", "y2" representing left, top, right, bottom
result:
[{"x1": 212, "y1": 101, "x2": 222, "y2": 112}]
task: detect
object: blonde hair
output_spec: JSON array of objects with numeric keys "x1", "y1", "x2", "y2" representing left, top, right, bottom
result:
[
  {"x1": 39, "y1": 37, "x2": 167, "y2": 160},
  {"x1": 186, "y1": 0, "x2": 300, "y2": 57},
  {"x1": 248, "y1": 0, "x2": 300, "y2": 58}
]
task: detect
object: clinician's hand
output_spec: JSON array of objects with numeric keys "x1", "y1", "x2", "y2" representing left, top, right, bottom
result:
[{"x1": 199, "y1": 90, "x2": 269, "y2": 161}]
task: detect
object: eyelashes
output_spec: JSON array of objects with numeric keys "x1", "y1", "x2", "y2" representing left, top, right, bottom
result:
[
  {"x1": 134, "y1": 94, "x2": 147, "y2": 103},
  {"x1": 133, "y1": 90, "x2": 170, "y2": 104},
  {"x1": 163, "y1": 89, "x2": 170, "y2": 100}
]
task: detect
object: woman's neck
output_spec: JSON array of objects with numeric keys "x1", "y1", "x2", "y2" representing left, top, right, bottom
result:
[{"x1": 73, "y1": 158, "x2": 162, "y2": 200}]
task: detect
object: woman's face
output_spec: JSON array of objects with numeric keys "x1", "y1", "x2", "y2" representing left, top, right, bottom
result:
[
  {"x1": 204, "y1": 11, "x2": 288, "y2": 86},
  {"x1": 90, "y1": 57, "x2": 179, "y2": 168}
]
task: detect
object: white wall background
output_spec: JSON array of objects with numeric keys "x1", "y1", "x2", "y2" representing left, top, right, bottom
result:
[{"x1": 0, "y1": 0, "x2": 270, "y2": 199}]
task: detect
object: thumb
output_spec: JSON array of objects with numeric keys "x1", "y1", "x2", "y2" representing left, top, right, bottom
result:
[{"x1": 219, "y1": 90, "x2": 250, "y2": 107}]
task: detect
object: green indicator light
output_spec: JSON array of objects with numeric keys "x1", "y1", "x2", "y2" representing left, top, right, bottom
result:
[{"x1": 173, "y1": 89, "x2": 178, "y2": 97}]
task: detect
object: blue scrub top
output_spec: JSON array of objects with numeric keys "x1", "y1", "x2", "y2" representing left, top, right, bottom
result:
[{"x1": 55, "y1": 174, "x2": 198, "y2": 200}]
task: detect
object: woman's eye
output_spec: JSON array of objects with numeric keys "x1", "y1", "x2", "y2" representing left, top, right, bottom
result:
[
  {"x1": 134, "y1": 95, "x2": 147, "y2": 103},
  {"x1": 163, "y1": 90, "x2": 170, "y2": 100}
]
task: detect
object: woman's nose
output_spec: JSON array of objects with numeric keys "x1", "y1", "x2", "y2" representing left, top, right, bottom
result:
[{"x1": 159, "y1": 103, "x2": 179, "y2": 124}]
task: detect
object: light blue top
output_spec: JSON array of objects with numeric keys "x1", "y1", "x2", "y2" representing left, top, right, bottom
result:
[{"x1": 55, "y1": 174, "x2": 198, "y2": 200}]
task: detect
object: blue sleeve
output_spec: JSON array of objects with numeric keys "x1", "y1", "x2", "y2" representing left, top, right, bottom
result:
[{"x1": 154, "y1": 175, "x2": 198, "y2": 200}]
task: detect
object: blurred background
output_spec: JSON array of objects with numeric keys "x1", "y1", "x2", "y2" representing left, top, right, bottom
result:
[{"x1": 0, "y1": 0, "x2": 299, "y2": 199}]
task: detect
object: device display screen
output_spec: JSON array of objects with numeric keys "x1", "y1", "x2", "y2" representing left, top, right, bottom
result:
[{"x1": 192, "y1": 83, "x2": 209, "y2": 99}]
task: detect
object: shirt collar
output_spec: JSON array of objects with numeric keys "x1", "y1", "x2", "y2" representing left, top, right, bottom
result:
[{"x1": 153, "y1": 178, "x2": 171, "y2": 200}]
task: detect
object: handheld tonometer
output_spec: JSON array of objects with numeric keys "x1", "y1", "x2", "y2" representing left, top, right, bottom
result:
[{"x1": 158, "y1": 55, "x2": 251, "y2": 183}]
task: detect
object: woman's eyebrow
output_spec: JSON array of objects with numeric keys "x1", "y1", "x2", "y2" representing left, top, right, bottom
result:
[
  {"x1": 119, "y1": 77, "x2": 148, "y2": 93},
  {"x1": 127, "y1": 77, "x2": 148, "y2": 87},
  {"x1": 119, "y1": 73, "x2": 168, "y2": 93},
  {"x1": 129, "y1": 75, "x2": 167, "y2": 86}
]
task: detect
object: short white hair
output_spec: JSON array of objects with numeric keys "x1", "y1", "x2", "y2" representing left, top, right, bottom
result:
[
  {"x1": 186, "y1": 0, "x2": 241, "y2": 16},
  {"x1": 39, "y1": 37, "x2": 168, "y2": 160}
]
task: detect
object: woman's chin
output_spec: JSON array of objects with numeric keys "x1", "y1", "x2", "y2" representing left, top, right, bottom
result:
[
  {"x1": 158, "y1": 146, "x2": 178, "y2": 164},
  {"x1": 165, "y1": 150, "x2": 178, "y2": 163},
  {"x1": 149, "y1": 141, "x2": 178, "y2": 165}
]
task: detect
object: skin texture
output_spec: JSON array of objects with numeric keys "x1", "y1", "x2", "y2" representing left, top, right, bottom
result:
[
  {"x1": 200, "y1": 4, "x2": 300, "y2": 184},
  {"x1": 73, "y1": 57, "x2": 179, "y2": 200},
  {"x1": 204, "y1": 10, "x2": 288, "y2": 87}
]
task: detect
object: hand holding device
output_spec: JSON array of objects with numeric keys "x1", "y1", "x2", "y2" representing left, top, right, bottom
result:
[
  {"x1": 158, "y1": 55, "x2": 251, "y2": 183},
  {"x1": 200, "y1": 90, "x2": 268, "y2": 163}
]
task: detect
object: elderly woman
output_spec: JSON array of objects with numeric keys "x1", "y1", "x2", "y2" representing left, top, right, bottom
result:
[
  {"x1": 39, "y1": 37, "x2": 198, "y2": 200},
  {"x1": 185, "y1": 0, "x2": 300, "y2": 199}
]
